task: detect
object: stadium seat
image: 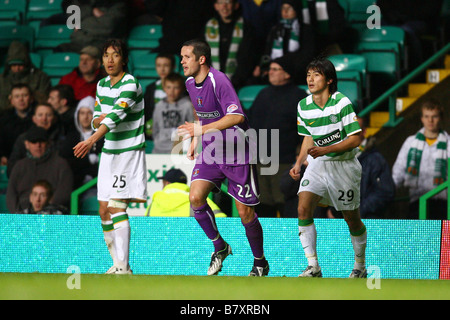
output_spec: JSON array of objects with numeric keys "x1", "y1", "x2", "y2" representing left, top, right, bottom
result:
[
  {"x1": 26, "y1": 0, "x2": 63, "y2": 32},
  {"x1": 238, "y1": 85, "x2": 267, "y2": 110},
  {"x1": 80, "y1": 196, "x2": 99, "y2": 215},
  {"x1": 0, "y1": 165, "x2": 7, "y2": 192},
  {"x1": 0, "y1": 0, "x2": 27, "y2": 26},
  {"x1": 356, "y1": 41, "x2": 401, "y2": 83},
  {"x1": 336, "y1": 75, "x2": 362, "y2": 111},
  {"x1": 357, "y1": 26, "x2": 406, "y2": 70},
  {"x1": 341, "y1": 0, "x2": 377, "y2": 24},
  {"x1": 127, "y1": 24, "x2": 162, "y2": 56},
  {"x1": 35, "y1": 24, "x2": 72, "y2": 57},
  {"x1": 0, "y1": 25, "x2": 35, "y2": 54},
  {"x1": 132, "y1": 52, "x2": 160, "y2": 81},
  {"x1": 0, "y1": 194, "x2": 8, "y2": 213},
  {"x1": 29, "y1": 52, "x2": 42, "y2": 68},
  {"x1": 42, "y1": 52, "x2": 79, "y2": 85}
]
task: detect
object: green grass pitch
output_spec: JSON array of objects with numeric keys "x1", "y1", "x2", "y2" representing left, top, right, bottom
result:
[{"x1": 1, "y1": 273, "x2": 449, "y2": 300}]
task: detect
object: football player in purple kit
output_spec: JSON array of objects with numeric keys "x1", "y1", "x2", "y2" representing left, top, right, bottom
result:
[{"x1": 178, "y1": 39, "x2": 269, "y2": 276}]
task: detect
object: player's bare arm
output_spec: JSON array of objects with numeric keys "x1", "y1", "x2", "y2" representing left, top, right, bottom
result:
[
  {"x1": 307, "y1": 133, "x2": 361, "y2": 159},
  {"x1": 290, "y1": 136, "x2": 314, "y2": 181},
  {"x1": 92, "y1": 113, "x2": 107, "y2": 129},
  {"x1": 73, "y1": 124, "x2": 109, "y2": 158}
]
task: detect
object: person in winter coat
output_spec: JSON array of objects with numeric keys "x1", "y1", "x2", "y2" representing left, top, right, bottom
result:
[{"x1": 0, "y1": 41, "x2": 51, "y2": 111}]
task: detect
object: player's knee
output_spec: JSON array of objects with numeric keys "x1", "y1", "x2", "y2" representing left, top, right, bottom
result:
[
  {"x1": 99, "y1": 202, "x2": 109, "y2": 220},
  {"x1": 297, "y1": 204, "x2": 312, "y2": 219},
  {"x1": 189, "y1": 192, "x2": 207, "y2": 208}
]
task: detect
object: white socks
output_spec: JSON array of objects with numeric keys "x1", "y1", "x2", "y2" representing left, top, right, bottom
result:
[{"x1": 298, "y1": 222, "x2": 318, "y2": 267}]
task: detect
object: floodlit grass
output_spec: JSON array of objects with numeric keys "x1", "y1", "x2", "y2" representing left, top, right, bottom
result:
[{"x1": 1, "y1": 273, "x2": 449, "y2": 300}]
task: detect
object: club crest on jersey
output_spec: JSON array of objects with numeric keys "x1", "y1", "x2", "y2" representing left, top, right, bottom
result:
[
  {"x1": 196, "y1": 97, "x2": 203, "y2": 108},
  {"x1": 226, "y1": 104, "x2": 238, "y2": 113},
  {"x1": 193, "y1": 168, "x2": 200, "y2": 177}
]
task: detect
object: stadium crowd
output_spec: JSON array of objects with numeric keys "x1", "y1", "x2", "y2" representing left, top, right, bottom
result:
[{"x1": 0, "y1": 0, "x2": 448, "y2": 220}]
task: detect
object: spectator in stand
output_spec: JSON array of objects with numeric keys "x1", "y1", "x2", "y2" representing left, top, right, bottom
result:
[
  {"x1": 18, "y1": 180, "x2": 68, "y2": 215},
  {"x1": 152, "y1": 73, "x2": 194, "y2": 154},
  {"x1": 356, "y1": 117, "x2": 395, "y2": 219},
  {"x1": 145, "y1": 168, "x2": 226, "y2": 217},
  {"x1": 7, "y1": 104, "x2": 62, "y2": 177},
  {"x1": 392, "y1": 99, "x2": 449, "y2": 219},
  {"x1": 251, "y1": 0, "x2": 315, "y2": 85},
  {"x1": 204, "y1": 0, "x2": 258, "y2": 91},
  {"x1": 58, "y1": 96, "x2": 103, "y2": 190},
  {"x1": 6, "y1": 126, "x2": 73, "y2": 213},
  {"x1": 56, "y1": 0, "x2": 128, "y2": 53},
  {"x1": 0, "y1": 41, "x2": 51, "y2": 111},
  {"x1": 238, "y1": 0, "x2": 282, "y2": 66},
  {"x1": 146, "y1": 0, "x2": 214, "y2": 55},
  {"x1": 300, "y1": 0, "x2": 346, "y2": 56},
  {"x1": 247, "y1": 55, "x2": 307, "y2": 217},
  {"x1": 0, "y1": 84, "x2": 34, "y2": 166},
  {"x1": 59, "y1": 45, "x2": 104, "y2": 101},
  {"x1": 47, "y1": 84, "x2": 77, "y2": 136},
  {"x1": 143, "y1": 53, "x2": 177, "y2": 140}
]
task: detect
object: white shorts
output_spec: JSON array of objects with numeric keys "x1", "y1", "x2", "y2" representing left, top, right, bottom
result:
[
  {"x1": 298, "y1": 157, "x2": 361, "y2": 211},
  {"x1": 98, "y1": 149, "x2": 148, "y2": 203}
]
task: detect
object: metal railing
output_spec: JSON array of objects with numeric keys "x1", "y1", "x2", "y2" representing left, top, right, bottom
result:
[
  {"x1": 419, "y1": 157, "x2": 450, "y2": 220},
  {"x1": 359, "y1": 42, "x2": 450, "y2": 126}
]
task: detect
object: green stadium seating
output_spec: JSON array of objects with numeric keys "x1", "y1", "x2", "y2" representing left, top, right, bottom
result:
[
  {"x1": 26, "y1": 0, "x2": 63, "y2": 32},
  {"x1": 0, "y1": 25, "x2": 35, "y2": 54},
  {"x1": 35, "y1": 24, "x2": 72, "y2": 57},
  {"x1": 127, "y1": 24, "x2": 162, "y2": 56},
  {"x1": 0, "y1": 0, "x2": 27, "y2": 26},
  {"x1": 356, "y1": 41, "x2": 401, "y2": 83},
  {"x1": 0, "y1": 194, "x2": 8, "y2": 213},
  {"x1": 237, "y1": 85, "x2": 267, "y2": 110},
  {"x1": 29, "y1": 52, "x2": 42, "y2": 68},
  {"x1": 0, "y1": 165, "x2": 7, "y2": 192},
  {"x1": 132, "y1": 52, "x2": 160, "y2": 81},
  {"x1": 80, "y1": 196, "x2": 99, "y2": 215},
  {"x1": 42, "y1": 52, "x2": 79, "y2": 85}
]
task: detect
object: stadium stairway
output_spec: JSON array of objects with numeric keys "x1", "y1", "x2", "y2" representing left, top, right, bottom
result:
[{"x1": 366, "y1": 54, "x2": 450, "y2": 138}]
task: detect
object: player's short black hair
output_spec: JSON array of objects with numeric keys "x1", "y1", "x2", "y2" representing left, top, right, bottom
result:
[
  {"x1": 102, "y1": 38, "x2": 129, "y2": 70},
  {"x1": 182, "y1": 39, "x2": 212, "y2": 67},
  {"x1": 306, "y1": 58, "x2": 338, "y2": 94}
]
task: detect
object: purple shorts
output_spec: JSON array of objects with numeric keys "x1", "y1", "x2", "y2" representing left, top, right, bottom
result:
[{"x1": 191, "y1": 162, "x2": 260, "y2": 206}]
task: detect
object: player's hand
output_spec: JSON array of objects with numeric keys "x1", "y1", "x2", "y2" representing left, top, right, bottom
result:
[
  {"x1": 186, "y1": 137, "x2": 199, "y2": 160},
  {"x1": 73, "y1": 140, "x2": 93, "y2": 159},
  {"x1": 307, "y1": 146, "x2": 327, "y2": 159},
  {"x1": 93, "y1": 113, "x2": 107, "y2": 129},
  {"x1": 289, "y1": 164, "x2": 302, "y2": 181},
  {"x1": 177, "y1": 121, "x2": 202, "y2": 139}
]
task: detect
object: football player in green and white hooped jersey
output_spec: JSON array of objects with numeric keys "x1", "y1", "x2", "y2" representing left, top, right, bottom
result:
[
  {"x1": 289, "y1": 58, "x2": 367, "y2": 278},
  {"x1": 74, "y1": 39, "x2": 147, "y2": 275}
]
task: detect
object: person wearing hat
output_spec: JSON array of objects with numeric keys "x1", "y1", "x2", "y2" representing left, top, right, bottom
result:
[
  {"x1": 0, "y1": 41, "x2": 51, "y2": 112},
  {"x1": 251, "y1": 0, "x2": 315, "y2": 84},
  {"x1": 145, "y1": 168, "x2": 226, "y2": 217},
  {"x1": 6, "y1": 126, "x2": 73, "y2": 213},
  {"x1": 7, "y1": 103, "x2": 61, "y2": 177},
  {"x1": 247, "y1": 55, "x2": 307, "y2": 217},
  {"x1": 59, "y1": 45, "x2": 105, "y2": 101}
]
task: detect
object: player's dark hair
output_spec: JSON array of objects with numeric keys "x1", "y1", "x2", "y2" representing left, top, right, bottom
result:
[
  {"x1": 182, "y1": 39, "x2": 212, "y2": 67},
  {"x1": 102, "y1": 39, "x2": 129, "y2": 70},
  {"x1": 306, "y1": 58, "x2": 338, "y2": 94}
]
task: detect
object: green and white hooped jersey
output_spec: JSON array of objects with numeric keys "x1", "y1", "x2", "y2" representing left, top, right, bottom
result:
[
  {"x1": 297, "y1": 91, "x2": 361, "y2": 161},
  {"x1": 94, "y1": 73, "x2": 145, "y2": 154}
]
